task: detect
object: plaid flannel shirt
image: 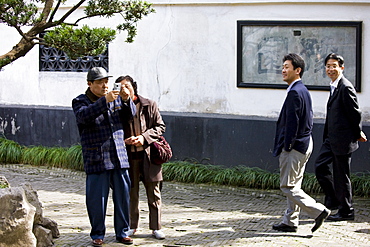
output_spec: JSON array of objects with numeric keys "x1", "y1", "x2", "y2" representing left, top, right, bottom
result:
[{"x1": 72, "y1": 93, "x2": 136, "y2": 174}]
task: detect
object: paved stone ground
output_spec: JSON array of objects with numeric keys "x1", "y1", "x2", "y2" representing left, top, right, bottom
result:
[{"x1": 1, "y1": 164, "x2": 370, "y2": 247}]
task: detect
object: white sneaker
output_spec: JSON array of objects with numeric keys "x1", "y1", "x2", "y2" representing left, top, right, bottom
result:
[
  {"x1": 152, "y1": 229, "x2": 165, "y2": 239},
  {"x1": 126, "y1": 229, "x2": 136, "y2": 237}
]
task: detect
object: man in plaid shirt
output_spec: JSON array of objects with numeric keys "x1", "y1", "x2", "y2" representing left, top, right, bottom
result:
[{"x1": 72, "y1": 67, "x2": 136, "y2": 246}]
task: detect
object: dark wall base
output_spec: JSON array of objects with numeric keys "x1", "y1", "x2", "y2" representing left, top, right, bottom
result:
[
  {"x1": 1, "y1": 105, "x2": 369, "y2": 173},
  {"x1": 0, "y1": 105, "x2": 80, "y2": 147}
]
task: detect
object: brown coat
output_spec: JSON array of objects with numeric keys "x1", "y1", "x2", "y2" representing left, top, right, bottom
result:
[{"x1": 123, "y1": 95, "x2": 166, "y2": 183}]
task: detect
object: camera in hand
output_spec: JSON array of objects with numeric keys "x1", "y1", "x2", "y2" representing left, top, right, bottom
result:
[{"x1": 113, "y1": 82, "x2": 121, "y2": 91}]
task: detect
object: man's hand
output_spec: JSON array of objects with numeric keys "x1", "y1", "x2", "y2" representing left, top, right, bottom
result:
[
  {"x1": 105, "y1": 90, "x2": 120, "y2": 102},
  {"x1": 357, "y1": 131, "x2": 367, "y2": 142},
  {"x1": 358, "y1": 131, "x2": 367, "y2": 142}
]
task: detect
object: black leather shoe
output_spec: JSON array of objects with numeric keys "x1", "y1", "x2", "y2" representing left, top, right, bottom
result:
[
  {"x1": 311, "y1": 209, "x2": 330, "y2": 232},
  {"x1": 327, "y1": 212, "x2": 354, "y2": 221},
  {"x1": 272, "y1": 223, "x2": 297, "y2": 232},
  {"x1": 325, "y1": 205, "x2": 339, "y2": 210}
]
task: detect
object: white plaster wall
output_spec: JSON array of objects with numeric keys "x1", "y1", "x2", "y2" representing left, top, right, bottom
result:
[
  {"x1": 0, "y1": 0, "x2": 369, "y2": 121},
  {"x1": 0, "y1": 25, "x2": 40, "y2": 106}
]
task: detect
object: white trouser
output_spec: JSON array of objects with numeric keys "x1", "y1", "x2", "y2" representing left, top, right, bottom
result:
[{"x1": 279, "y1": 138, "x2": 326, "y2": 226}]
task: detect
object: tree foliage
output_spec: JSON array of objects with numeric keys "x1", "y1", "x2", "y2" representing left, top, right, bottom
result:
[
  {"x1": 43, "y1": 24, "x2": 116, "y2": 59},
  {"x1": 0, "y1": 0, "x2": 155, "y2": 69}
]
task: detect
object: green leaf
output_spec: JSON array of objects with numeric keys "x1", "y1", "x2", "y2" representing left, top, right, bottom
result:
[
  {"x1": 0, "y1": 0, "x2": 39, "y2": 26},
  {"x1": 44, "y1": 25, "x2": 116, "y2": 59}
]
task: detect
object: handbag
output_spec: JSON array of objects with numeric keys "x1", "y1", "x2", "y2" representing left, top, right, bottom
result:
[{"x1": 150, "y1": 136, "x2": 173, "y2": 165}]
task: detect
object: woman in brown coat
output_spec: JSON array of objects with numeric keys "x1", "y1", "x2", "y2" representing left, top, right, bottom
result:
[{"x1": 117, "y1": 75, "x2": 166, "y2": 240}]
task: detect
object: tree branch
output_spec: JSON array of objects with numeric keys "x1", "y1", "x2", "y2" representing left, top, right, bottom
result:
[
  {"x1": 33, "y1": 41, "x2": 48, "y2": 46},
  {"x1": 0, "y1": 37, "x2": 35, "y2": 69},
  {"x1": 56, "y1": 0, "x2": 87, "y2": 25},
  {"x1": 74, "y1": 11, "x2": 118, "y2": 25},
  {"x1": 31, "y1": 36, "x2": 45, "y2": 42},
  {"x1": 13, "y1": 25, "x2": 30, "y2": 42},
  {"x1": 40, "y1": 0, "x2": 56, "y2": 23},
  {"x1": 49, "y1": 0, "x2": 63, "y2": 23},
  {"x1": 59, "y1": 22, "x2": 78, "y2": 26}
]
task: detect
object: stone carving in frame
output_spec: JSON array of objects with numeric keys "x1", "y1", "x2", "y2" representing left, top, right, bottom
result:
[{"x1": 236, "y1": 20, "x2": 362, "y2": 91}]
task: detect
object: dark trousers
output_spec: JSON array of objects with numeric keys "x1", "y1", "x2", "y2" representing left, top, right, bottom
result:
[
  {"x1": 86, "y1": 169, "x2": 131, "y2": 240},
  {"x1": 129, "y1": 155, "x2": 162, "y2": 230},
  {"x1": 314, "y1": 139, "x2": 353, "y2": 215}
]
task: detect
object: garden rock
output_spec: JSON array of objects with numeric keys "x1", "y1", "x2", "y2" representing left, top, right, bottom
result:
[
  {"x1": 41, "y1": 217, "x2": 60, "y2": 238},
  {"x1": 21, "y1": 183, "x2": 43, "y2": 224},
  {"x1": 33, "y1": 225, "x2": 53, "y2": 247},
  {"x1": 0, "y1": 186, "x2": 37, "y2": 247},
  {"x1": 0, "y1": 181, "x2": 59, "y2": 246}
]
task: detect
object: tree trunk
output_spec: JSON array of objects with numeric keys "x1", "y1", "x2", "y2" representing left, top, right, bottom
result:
[
  {"x1": 0, "y1": 39, "x2": 35, "y2": 70},
  {"x1": 0, "y1": 24, "x2": 49, "y2": 70}
]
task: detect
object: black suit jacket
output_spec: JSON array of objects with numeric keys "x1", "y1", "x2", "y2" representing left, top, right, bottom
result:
[
  {"x1": 324, "y1": 76, "x2": 362, "y2": 155},
  {"x1": 273, "y1": 81, "x2": 313, "y2": 157}
]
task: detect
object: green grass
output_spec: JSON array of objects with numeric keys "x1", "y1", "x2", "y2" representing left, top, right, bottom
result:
[
  {"x1": 163, "y1": 162, "x2": 303, "y2": 192},
  {"x1": 22, "y1": 146, "x2": 50, "y2": 166},
  {"x1": 0, "y1": 138, "x2": 84, "y2": 170},
  {"x1": 0, "y1": 137, "x2": 23, "y2": 164},
  {"x1": 66, "y1": 145, "x2": 84, "y2": 170},
  {"x1": 0, "y1": 137, "x2": 369, "y2": 197}
]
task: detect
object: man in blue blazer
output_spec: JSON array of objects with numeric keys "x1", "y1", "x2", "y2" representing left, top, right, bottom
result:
[
  {"x1": 315, "y1": 53, "x2": 367, "y2": 221},
  {"x1": 272, "y1": 53, "x2": 330, "y2": 233}
]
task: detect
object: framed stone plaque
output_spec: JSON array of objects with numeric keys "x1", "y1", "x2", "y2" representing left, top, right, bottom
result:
[{"x1": 237, "y1": 21, "x2": 362, "y2": 91}]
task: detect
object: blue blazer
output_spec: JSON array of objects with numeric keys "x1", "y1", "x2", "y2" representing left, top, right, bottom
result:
[{"x1": 273, "y1": 81, "x2": 313, "y2": 157}]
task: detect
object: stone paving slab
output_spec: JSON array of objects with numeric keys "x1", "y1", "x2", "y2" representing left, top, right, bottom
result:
[{"x1": 1, "y1": 164, "x2": 369, "y2": 246}]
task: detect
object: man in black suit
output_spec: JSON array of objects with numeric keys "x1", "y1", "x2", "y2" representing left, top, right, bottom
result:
[
  {"x1": 272, "y1": 53, "x2": 330, "y2": 233},
  {"x1": 315, "y1": 53, "x2": 367, "y2": 221}
]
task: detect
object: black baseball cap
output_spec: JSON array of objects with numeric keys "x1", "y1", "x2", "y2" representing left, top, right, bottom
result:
[{"x1": 87, "y1": 67, "x2": 112, "y2": 81}]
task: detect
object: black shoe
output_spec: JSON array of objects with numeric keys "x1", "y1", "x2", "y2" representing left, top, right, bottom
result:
[
  {"x1": 272, "y1": 223, "x2": 297, "y2": 232},
  {"x1": 311, "y1": 209, "x2": 331, "y2": 233},
  {"x1": 325, "y1": 205, "x2": 339, "y2": 210},
  {"x1": 327, "y1": 212, "x2": 354, "y2": 221}
]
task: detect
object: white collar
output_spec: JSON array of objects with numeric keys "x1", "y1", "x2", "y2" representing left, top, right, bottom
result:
[
  {"x1": 287, "y1": 79, "x2": 300, "y2": 92},
  {"x1": 330, "y1": 74, "x2": 343, "y2": 89}
]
